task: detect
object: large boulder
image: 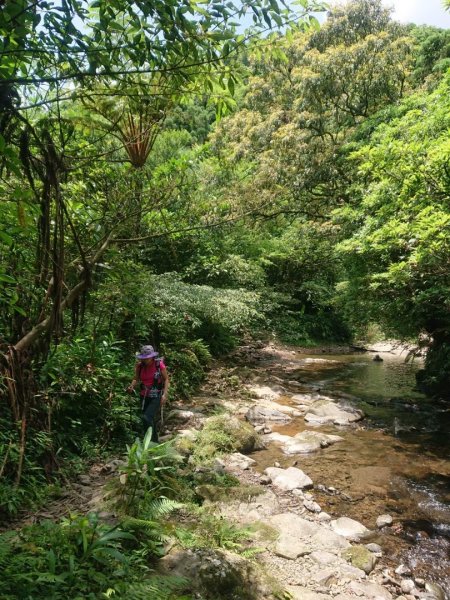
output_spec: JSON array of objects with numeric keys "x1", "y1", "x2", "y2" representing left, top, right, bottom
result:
[
  {"x1": 266, "y1": 430, "x2": 343, "y2": 455},
  {"x1": 305, "y1": 399, "x2": 364, "y2": 425},
  {"x1": 246, "y1": 406, "x2": 292, "y2": 424},
  {"x1": 159, "y1": 548, "x2": 274, "y2": 599},
  {"x1": 268, "y1": 513, "x2": 351, "y2": 558},
  {"x1": 264, "y1": 466, "x2": 313, "y2": 491},
  {"x1": 330, "y1": 517, "x2": 371, "y2": 541}
]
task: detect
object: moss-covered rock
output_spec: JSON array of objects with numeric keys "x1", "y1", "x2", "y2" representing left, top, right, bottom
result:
[
  {"x1": 177, "y1": 415, "x2": 262, "y2": 466},
  {"x1": 343, "y1": 545, "x2": 377, "y2": 574},
  {"x1": 159, "y1": 548, "x2": 278, "y2": 599}
]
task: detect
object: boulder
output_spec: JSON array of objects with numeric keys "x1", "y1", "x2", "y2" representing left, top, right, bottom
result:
[
  {"x1": 343, "y1": 545, "x2": 377, "y2": 574},
  {"x1": 223, "y1": 452, "x2": 256, "y2": 471},
  {"x1": 246, "y1": 406, "x2": 292, "y2": 424},
  {"x1": 266, "y1": 430, "x2": 343, "y2": 455},
  {"x1": 330, "y1": 517, "x2": 370, "y2": 541},
  {"x1": 305, "y1": 400, "x2": 364, "y2": 425},
  {"x1": 347, "y1": 580, "x2": 392, "y2": 599},
  {"x1": 159, "y1": 548, "x2": 273, "y2": 600},
  {"x1": 264, "y1": 466, "x2": 313, "y2": 491},
  {"x1": 268, "y1": 513, "x2": 351, "y2": 557}
]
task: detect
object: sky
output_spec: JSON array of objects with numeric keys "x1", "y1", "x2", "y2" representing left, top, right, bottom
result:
[{"x1": 365, "y1": 0, "x2": 450, "y2": 27}]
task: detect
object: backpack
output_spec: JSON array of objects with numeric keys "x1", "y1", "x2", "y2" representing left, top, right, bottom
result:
[{"x1": 138, "y1": 359, "x2": 163, "y2": 396}]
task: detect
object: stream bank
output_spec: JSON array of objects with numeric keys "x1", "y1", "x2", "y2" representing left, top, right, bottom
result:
[{"x1": 167, "y1": 341, "x2": 449, "y2": 599}]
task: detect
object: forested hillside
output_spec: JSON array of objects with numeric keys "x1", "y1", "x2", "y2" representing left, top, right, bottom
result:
[{"x1": 0, "y1": 0, "x2": 449, "y2": 597}]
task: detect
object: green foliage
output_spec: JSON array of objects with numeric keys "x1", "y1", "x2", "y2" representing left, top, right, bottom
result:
[
  {"x1": 175, "y1": 507, "x2": 255, "y2": 553},
  {"x1": 178, "y1": 415, "x2": 260, "y2": 466},
  {"x1": 0, "y1": 514, "x2": 136, "y2": 599},
  {"x1": 334, "y1": 73, "x2": 450, "y2": 344},
  {"x1": 114, "y1": 428, "x2": 184, "y2": 514}
]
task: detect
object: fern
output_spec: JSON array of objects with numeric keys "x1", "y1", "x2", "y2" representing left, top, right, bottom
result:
[{"x1": 114, "y1": 574, "x2": 190, "y2": 599}]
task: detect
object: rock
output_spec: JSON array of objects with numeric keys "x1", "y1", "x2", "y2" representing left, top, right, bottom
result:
[
  {"x1": 395, "y1": 565, "x2": 411, "y2": 577},
  {"x1": 400, "y1": 580, "x2": 415, "y2": 594},
  {"x1": 317, "y1": 512, "x2": 332, "y2": 522},
  {"x1": 330, "y1": 517, "x2": 371, "y2": 541},
  {"x1": 377, "y1": 514, "x2": 393, "y2": 528},
  {"x1": 414, "y1": 578, "x2": 425, "y2": 588},
  {"x1": 285, "y1": 586, "x2": 331, "y2": 600},
  {"x1": 159, "y1": 547, "x2": 273, "y2": 599},
  {"x1": 312, "y1": 568, "x2": 336, "y2": 586},
  {"x1": 365, "y1": 543, "x2": 383, "y2": 555},
  {"x1": 305, "y1": 399, "x2": 364, "y2": 425},
  {"x1": 344, "y1": 545, "x2": 377, "y2": 574},
  {"x1": 348, "y1": 580, "x2": 393, "y2": 599},
  {"x1": 424, "y1": 582, "x2": 446, "y2": 600},
  {"x1": 223, "y1": 452, "x2": 256, "y2": 470},
  {"x1": 268, "y1": 513, "x2": 351, "y2": 555},
  {"x1": 169, "y1": 409, "x2": 195, "y2": 422},
  {"x1": 339, "y1": 563, "x2": 367, "y2": 580},
  {"x1": 246, "y1": 406, "x2": 292, "y2": 423},
  {"x1": 290, "y1": 393, "x2": 317, "y2": 405},
  {"x1": 264, "y1": 466, "x2": 313, "y2": 491},
  {"x1": 304, "y1": 499, "x2": 322, "y2": 513},
  {"x1": 259, "y1": 475, "x2": 271, "y2": 485},
  {"x1": 266, "y1": 430, "x2": 344, "y2": 455},
  {"x1": 373, "y1": 354, "x2": 384, "y2": 362},
  {"x1": 310, "y1": 550, "x2": 338, "y2": 565}
]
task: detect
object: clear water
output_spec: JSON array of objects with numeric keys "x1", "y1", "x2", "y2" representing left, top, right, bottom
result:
[{"x1": 252, "y1": 350, "x2": 450, "y2": 595}]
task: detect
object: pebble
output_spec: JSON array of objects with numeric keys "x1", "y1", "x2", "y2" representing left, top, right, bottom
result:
[{"x1": 414, "y1": 578, "x2": 425, "y2": 588}]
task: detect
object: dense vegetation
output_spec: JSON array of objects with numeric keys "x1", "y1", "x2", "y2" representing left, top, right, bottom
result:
[{"x1": 0, "y1": 0, "x2": 449, "y2": 597}]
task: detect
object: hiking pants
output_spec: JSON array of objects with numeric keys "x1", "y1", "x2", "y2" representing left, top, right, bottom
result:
[{"x1": 141, "y1": 393, "x2": 161, "y2": 442}]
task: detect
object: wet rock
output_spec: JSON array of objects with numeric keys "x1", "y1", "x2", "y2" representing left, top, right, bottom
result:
[
  {"x1": 305, "y1": 399, "x2": 364, "y2": 425},
  {"x1": 424, "y1": 582, "x2": 446, "y2": 600},
  {"x1": 248, "y1": 385, "x2": 283, "y2": 400},
  {"x1": 246, "y1": 406, "x2": 292, "y2": 424},
  {"x1": 330, "y1": 517, "x2": 371, "y2": 541},
  {"x1": 343, "y1": 545, "x2": 377, "y2": 574},
  {"x1": 267, "y1": 430, "x2": 344, "y2": 455},
  {"x1": 377, "y1": 514, "x2": 393, "y2": 528},
  {"x1": 264, "y1": 466, "x2": 313, "y2": 491}
]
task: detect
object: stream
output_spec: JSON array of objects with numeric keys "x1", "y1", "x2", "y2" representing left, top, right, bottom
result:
[{"x1": 252, "y1": 349, "x2": 450, "y2": 596}]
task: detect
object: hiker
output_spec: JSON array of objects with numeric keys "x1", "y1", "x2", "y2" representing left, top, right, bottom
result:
[{"x1": 127, "y1": 344, "x2": 169, "y2": 442}]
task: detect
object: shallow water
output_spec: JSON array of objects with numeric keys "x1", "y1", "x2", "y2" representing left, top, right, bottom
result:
[{"x1": 253, "y1": 351, "x2": 450, "y2": 595}]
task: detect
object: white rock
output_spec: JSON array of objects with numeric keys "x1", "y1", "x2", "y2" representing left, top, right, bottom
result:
[
  {"x1": 377, "y1": 514, "x2": 393, "y2": 528},
  {"x1": 264, "y1": 466, "x2": 313, "y2": 491},
  {"x1": 330, "y1": 517, "x2": 370, "y2": 541},
  {"x1": 224, "y1": 452, "x2": 256, "y2": 470},
  {"x1": 400, "y1": 580, "x2": 415, "y2": 594}
]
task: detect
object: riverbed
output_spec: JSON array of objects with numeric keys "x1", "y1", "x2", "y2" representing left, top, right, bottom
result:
[{"x1": 250, "y1": 348, "x2": 450, "y2": 596}]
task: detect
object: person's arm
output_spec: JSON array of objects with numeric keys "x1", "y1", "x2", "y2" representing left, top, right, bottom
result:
[
  {"x1": 161, "y1": 368, "x2": 170, "y2": 404},
  {"x1": 127, "y1": 363, "x2": 140, "y2": 393}
]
